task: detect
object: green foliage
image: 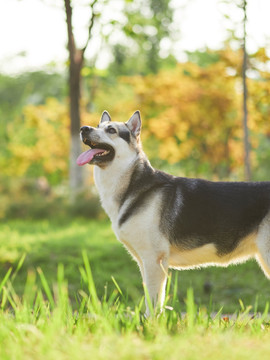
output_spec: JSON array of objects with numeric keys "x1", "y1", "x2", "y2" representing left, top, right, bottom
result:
[
  {"x1": 0, "y1": 177, "x2": 102, "y2": 221},
  {"x1": 0, "y1": 71, "x2": 66, "y2": 114},
  {"x1": 107, "y1": 0, "x2": 177, "y2": 76},
  {"x1": 186, "y1": 50, "x2": 220, "y2": 68},
  {"x1": 252, "y1": 133, "x2": 270, "y2": 181},
  {"x1": 0, "y1": 71, "x2": 67, "y2": 184}
]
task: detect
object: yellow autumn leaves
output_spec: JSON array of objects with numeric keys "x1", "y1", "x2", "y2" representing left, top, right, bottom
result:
[{"x1": 4, "y1": 46, "x2": 270, "y2": 182}]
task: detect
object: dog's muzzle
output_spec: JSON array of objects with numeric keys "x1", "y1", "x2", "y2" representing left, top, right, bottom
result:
[{"x1": 77, "y1": 126, "x2": 115, "y2": 166}]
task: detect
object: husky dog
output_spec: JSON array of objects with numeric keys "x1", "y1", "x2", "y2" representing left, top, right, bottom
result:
[{"x1": 77, "y1": 110, "x2": 270, "y2": 316}]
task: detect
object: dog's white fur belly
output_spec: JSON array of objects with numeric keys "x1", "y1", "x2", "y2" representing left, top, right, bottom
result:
[{"x1": 169, "y1": 232, "x2": 258, "y2": 270}]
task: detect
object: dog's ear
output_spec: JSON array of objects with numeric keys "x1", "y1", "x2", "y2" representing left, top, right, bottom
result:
[
  {"x1": 126, "y1": 111, "x2": 141, "y2": 137},
  {"x1": 100, "y1": 111, "x2": 111, "y2": 124}
]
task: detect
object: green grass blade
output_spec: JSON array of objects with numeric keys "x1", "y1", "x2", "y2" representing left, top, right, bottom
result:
[
  {"x1": 143, "y1": 282, "x2": 154, "y2": 317},
  {"x1": 165, "y1": 272, "x2": 172, "y2": 306},
  {"x1": 37, "y1": 267, "x2": 54, "y2": 308},
  {"x1": 172, "y1": 272, "x2": 178, "y2": 309},
  {"x1": 11, "y1": 253, "x2": 26, "y2": 281},
  {"x1": 0, "y1": 286, "x2": 8, "y2": 309},
  {"x1": 23, "y1": 269, "x2": 37, "y2": 309},
  {"x1": 82, "y1": 250, "x2": 100, "y2": 313},
  {"x1": 111, "y1": 276, "x2": 123, "y2": 297},
  {"x1": 186, "y1": 287, "x2": 196, "y2": 330},
  {"x1": 0, "y1": 267, "x2": 12, "y2": 296},
  {"x1": 262, "y1": 301, "x2": 269, "y2": 321}
]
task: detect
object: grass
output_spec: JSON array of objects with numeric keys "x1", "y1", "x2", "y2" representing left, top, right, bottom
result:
[
  {"x1": 1, "y1": 219, "x2": 270, "y2": 359},
  {"x1": 1, "y1": 219, "x2": 270, "y2": 313}
]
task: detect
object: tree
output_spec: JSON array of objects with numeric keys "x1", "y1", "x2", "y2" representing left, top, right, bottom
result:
[
  {"x1": 64, "y1": 0, "x2": 176, "y2": 196},
  {"x1": 220, "y1": 0, "x2": 251, "y2": 180},
  {"x1": 241, "y1": 0, "x2": 251, "y2": 180},
  {"x1": 108, "y1": 0, "x2": 177, "y2": 76},
  {"x1": 64, "y1": 0, "x2": 98, "y2": 196},
  {"x1": 123, "y1": 54, "x2": 241, "y2": 178}
]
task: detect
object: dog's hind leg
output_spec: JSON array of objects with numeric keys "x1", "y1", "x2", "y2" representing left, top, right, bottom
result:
[
  {"x1": 256, "y1": 253, "x2": 270, "y2": 279},
  {"x1": 142, "y1": 252, "x2": 169, "y2": 317},
  {"x1": 256, "y1": 215, "x2": 270, "y2": 279}
]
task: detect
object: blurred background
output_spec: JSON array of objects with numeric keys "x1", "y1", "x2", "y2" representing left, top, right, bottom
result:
[
  {"x1": 1, "y1": 0, "x2": 270, "y2": 218},
  {"x1": 0, "y1": 0, "x2": 270, "y2": 312}
]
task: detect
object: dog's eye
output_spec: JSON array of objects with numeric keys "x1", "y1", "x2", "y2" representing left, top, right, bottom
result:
[{"x1": 107, "y1": 127, "x2": 116, "y2": 134}]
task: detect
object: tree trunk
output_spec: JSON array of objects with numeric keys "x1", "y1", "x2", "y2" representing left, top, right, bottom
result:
[
  {"x1": 69, "y1": 50, "x2": 84, "y2": 193},
  {"x1": 242, "y1": 0, "x2": 251, "y2": 181},
  {"x1": 64, "y1": 0, "x2": 84, "y2": 196}
]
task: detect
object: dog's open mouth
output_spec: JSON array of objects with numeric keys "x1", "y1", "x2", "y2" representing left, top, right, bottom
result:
[{"x1": 76, "y1": 139, "x2": 115, "y2": 166}]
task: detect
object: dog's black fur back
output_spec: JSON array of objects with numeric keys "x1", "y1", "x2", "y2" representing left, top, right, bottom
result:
[
  {"x1": 161, "y1": 177, "x2": 270, "y2": 255},
  {"x1": 118, "y1": 157, "x2": 270, "y2": 255}
]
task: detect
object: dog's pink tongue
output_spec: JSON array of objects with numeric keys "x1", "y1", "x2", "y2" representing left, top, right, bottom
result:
[{"x1": 76, "y1": 148, "x2": 104, "y2": 166}]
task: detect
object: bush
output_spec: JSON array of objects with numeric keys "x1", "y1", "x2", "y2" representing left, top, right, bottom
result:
[{"x1": 0, "y1": 177, "x2": 103, "y2": 221}]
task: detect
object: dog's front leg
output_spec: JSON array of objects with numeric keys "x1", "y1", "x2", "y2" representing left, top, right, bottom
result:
[{"x1": 142, "y1": 254, "x2": 168, "y2": 317}]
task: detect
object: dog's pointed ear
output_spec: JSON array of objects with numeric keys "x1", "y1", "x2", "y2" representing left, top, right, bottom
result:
[
  {"x1": 126, "y1": 111, "x2": 141, "y2": 137},
  {"x1": 100, "y1": 111, "x2": 111, "y2": 124}
]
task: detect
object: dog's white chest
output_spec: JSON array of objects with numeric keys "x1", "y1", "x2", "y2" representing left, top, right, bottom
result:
[{"x1": 94, "y1": 167, "x2": 120, "y2": 224}]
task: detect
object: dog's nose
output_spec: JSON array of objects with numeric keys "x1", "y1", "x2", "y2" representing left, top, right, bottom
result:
[{"x1": 80, "y1": 126, "x2": 93, "y2": 135}]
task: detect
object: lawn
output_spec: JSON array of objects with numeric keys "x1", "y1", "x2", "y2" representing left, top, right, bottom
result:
[
  {"x1": 0, "y1": 219, "x2": 270, "y2": 359},
  {"x1": 0, "y1": 219, "x2": 269, "y2": 313}
]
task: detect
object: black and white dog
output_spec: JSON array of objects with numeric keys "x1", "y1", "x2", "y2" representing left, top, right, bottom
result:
[{"x1": 77, "y1": 111, "x2": 270, "y2": 316}]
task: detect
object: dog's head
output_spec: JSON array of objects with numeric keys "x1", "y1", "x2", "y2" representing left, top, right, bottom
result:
[{"x1": 77, "y1": 111, "x2": 142, "y2": 167}]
